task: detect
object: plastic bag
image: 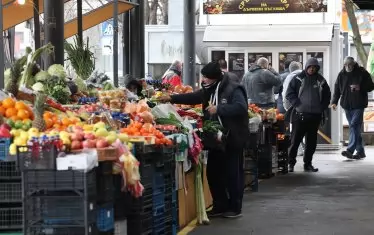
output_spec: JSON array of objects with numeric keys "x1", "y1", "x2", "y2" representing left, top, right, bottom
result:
[
  {"x1": 249, "y1": 115, "x2": 261, "y2": 133},
  {"x1": 151, "y1": 103, "x2": 183, "y2": 121}
]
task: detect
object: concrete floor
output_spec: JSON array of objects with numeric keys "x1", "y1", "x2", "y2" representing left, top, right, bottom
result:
[{"x1": 189, "y1": 147, "x2": 374, "y2": 235}]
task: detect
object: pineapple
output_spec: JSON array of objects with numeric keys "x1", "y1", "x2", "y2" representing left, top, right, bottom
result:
[
  {"x1": 32, "y1": 93, "x2": 47, "y2": 131},
  {"x1": 6, "y1": 60, "x2": 23, "y2": 97}
]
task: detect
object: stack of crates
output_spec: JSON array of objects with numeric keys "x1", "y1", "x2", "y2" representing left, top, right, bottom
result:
[
  {"x1": 127, "y1": 144, "x2": 178, "y2": 235},
  {"x1": 96, "y1": 162, "x2": 115, "y2": 235},
  {"x1": 0, "y1": 138, "x2": 22, "y2": 235},
  {"x1": 22, "y1": 169, "x2": 97, "y2": 234}
]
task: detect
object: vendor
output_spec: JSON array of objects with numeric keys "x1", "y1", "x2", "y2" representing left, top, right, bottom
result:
[
  {"x1": 159, "y1": 61, "x2": 249, "y2": 219},
  {"x1": 162, "y1": 60, "x2": 183, "y2": 87},
  {"x1": 123, "y1": 75, "x2": 143, "y2": 100}
]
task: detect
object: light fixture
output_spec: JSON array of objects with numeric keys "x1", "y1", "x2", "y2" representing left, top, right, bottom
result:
[{"x1": 16, "y1": 0, "x2": 26, "y2": 5}]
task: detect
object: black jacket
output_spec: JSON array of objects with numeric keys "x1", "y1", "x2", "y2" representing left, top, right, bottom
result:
[
  {"x1": 171, "y1": 74, "x2": 249, "y2": 149},
  {"x1": 286, "y1": 58, "x2": 331, "y2": 122},
  {"x1": 332, "y1": 64, "x2": 374, "y2": 110}
]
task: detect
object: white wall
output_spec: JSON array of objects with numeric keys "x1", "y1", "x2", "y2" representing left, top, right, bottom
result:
[{"x1": 199, "y1": 0, "x2": 342, "y2": 25}]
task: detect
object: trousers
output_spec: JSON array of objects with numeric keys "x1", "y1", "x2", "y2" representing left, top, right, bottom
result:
[{"x1": 345, "y1": 109, "x2": 365, "y2": 154}]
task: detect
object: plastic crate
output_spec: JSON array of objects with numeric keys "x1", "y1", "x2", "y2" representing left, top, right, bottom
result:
[
  {"x1": 23, "y1": 169, "x2": 96, "y2": 197},
  {"x1": 97, "y1": 162, "x2": 113, "y2": 176},
  {"x1": 17, "y1": 145, "x2": 57, "y2": 171},
  {"x1": 153, "y1": 217, "x2": 173, "y2": 235},
  {"x1": 114, "y1": 220, "x2": 126, "y2": 235},
  {"x1": 0, "y1": 233, "x2": 22, "y2": 235},
  {"x1": 0, "y1": 138, "x2": 11, "y2": 161},
  {"x1": 0, "y1": 161, "x2": 20, "y2": 180},
  {"x1": 25, "y1": 224, "x2": 97, "y2": 235},
  {"x1": 96, "y1": 204, "x2": 114, "y2": 232},
  {"x1": 96, "y1": 173, "x2": 114, "y2": 204},
  {"x1": 127, "y1": 216, "x2": 152, "y2": 235},
  {"x1": 24, "y1": 196, "x2": 96, "y2": 226},
  {"x1": 0, "y1": 207, "x2": 22, "y2": 230},
  {"x1": 0, "y1": 182, "x2": 22, "y2": 203}
]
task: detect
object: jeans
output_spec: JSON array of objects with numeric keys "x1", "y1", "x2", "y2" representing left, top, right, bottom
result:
[{"x1": 345, "y1": 109, "x2": 365, "y2": 154}]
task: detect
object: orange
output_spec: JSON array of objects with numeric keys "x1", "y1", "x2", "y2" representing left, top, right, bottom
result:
[
  {"x1": 10, "y1": 116, "x2": 21, "y2": 121},
  {"x1": 61, "y1": 117, "x2": 71, "y2": 126},
  {"x1": 44, "y1": 118, "x2": 53, "y2": 129},
  {"x1": 0, "y1": 106, "x2": 5, "y2": 116},
  {"x1": 17, "y1": 109, "x2": 30, "y2": 120},
  {"x1": 5, "y1": 107, "x2": 17, "y2": 118},
  {"x1": 2, "y1": 98, "x2": 15, "y2": 109},
  {"x1": 15, "y1": 101, "x2": 27, "y2": 110}
]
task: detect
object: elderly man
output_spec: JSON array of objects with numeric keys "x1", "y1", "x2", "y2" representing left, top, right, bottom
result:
[
  {"x1": 241, "y1": 57, "x2": 281, "y2": 108},
  {"x1": 331, "y1": 56, "x2": 374, "y2": 159}
]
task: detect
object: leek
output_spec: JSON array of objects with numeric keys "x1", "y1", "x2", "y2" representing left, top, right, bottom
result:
[{"x1": 195, "y1": 156, "x2": 210, "y2": 225}]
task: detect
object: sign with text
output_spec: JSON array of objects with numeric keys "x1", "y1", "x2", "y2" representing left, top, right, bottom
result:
[{"x1": 203, "y1": 0, "x2": 327, "y2": 14}]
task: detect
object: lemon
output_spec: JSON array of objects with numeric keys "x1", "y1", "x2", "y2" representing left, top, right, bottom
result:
[{"x1": 9, "y1": 143, "x2": 17, "y2": 155}]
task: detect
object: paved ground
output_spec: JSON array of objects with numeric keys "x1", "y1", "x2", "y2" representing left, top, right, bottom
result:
[{"x1": 189, "y1": 147, "x2": 374, "y2": 235}]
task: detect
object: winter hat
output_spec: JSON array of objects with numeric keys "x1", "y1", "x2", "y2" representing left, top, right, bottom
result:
[{"x1": 201, "y1": 62, "x2": 223, "y2": 80}]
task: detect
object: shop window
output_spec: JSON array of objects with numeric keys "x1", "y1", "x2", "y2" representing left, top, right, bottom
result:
[
  {"x1": 228, "y1": 53, "x2": 245, "y2": 79},
  {"x1": 279, "y1": 52, "x2": 303, "y2": 73},
  {"x1": 211, "y1": 50, "x2": 225, "y2": 62},
  {"x1": 248, "y1": 53, "x2": 272, "y2": 70},
  {"x1": 307, "y1": 52, "x2": 324, "y2": 76}
]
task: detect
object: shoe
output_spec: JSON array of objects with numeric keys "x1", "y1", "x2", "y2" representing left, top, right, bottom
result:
[
  {"x1": 353, "y1": 152, "x2": 366, "y2": 160},
  {"x1": 341, "y1": 150, "x2": 354, "y2": 159},
  {"x1": 304, "y1": 165, "x2": 318, "y2": 172},
  {"x1": 289, "y1": 165, "x2": 294, "y2": 173},
  {"x1": 207, "y1": 209, "x2": 224, "y2": 218},
  {"x1": 223, "y1": 211, "x2": 242, "y2": 218}
]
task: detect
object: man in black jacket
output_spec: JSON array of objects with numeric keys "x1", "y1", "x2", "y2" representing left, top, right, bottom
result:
[
  {"x1": 286, "y1": 58, "x2": 331, "y2": 172},
  {"x1": 331, "y1": 57, "x2": 374, "y2": 159},
  {"x1": 160, "y1": 62, "x2": 249, "y2": 218},
  {"x1": 218, "y1": 59, "x2": 241, "y2": 83}
]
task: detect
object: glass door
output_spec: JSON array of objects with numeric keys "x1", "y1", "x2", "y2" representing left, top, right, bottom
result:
[
  {"x1": 248, "y1": 53, "x2": 272, "y2": 69},
  {"x1": 227, "y1": 52, "x2": 245, "y2": 79},
  {"x1": 278, "y1": 52, "x2": 303, "y2": 73}
]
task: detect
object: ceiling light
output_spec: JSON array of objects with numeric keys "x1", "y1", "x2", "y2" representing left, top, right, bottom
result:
[{"x1": 17, "y1": 0, "x2": 26, "y2": 5}]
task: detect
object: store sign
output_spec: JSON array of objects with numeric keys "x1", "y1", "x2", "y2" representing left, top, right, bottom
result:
[
  {"x1": 101, "y1": 36, "x2": 113, "y2": 55},
  {"x1": 101, "y1": 20, "x2": 114, "y2": 36},
  {"x1": 203, "y1": 0, "x2": 327, "y2": 14}
]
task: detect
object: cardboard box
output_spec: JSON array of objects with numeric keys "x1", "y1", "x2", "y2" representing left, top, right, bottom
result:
[{"x1": 364, "y1": 120, "x2": 374, "y2": 132}]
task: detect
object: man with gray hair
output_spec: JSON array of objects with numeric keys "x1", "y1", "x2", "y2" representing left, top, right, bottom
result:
[
  {"x1": 241, "y1": 57, "x2": 281, "y2": 108},
  {"x1": 331, "y1": 56, "x2": 374, "y2": 159}
]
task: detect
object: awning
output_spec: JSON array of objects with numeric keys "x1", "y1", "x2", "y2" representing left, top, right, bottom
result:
[
  {"x1": 203, "y1": 24, "x2": 334, "y2": 42},
  {"x1": 2, "y1": 0, "x2": 136, "y2": 36},
  {"x1": 64, "y1": 0, "x2": 136, "y2": 39}
]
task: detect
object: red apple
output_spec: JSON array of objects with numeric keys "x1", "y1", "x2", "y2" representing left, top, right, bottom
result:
[
  {"x1": 0, "y1": 124, "x2": 11, "y2": 131},
  {"x1": 71, "y1": 140, "x2": 82, "y2": 150},
  {"x1": 84, "y1": 133, "x2": 96, "y2": 140},
  {"x1": 71, "y1": 133, "x2": 84, "y2": 141},
  {"x1": 82, "y1": 140, "x2": 96, "y2": 149},
  {"x1": 96, "y1": 139, "x2": 109, "y2": 148}
]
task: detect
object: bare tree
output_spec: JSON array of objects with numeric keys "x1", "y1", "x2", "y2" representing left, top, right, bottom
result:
[
  {"x1": 344, "y1": 0, "x2": 368, "y2": 66},
  {"x1": 144, "y1": 0, "x2": 168, "y2": 25}
]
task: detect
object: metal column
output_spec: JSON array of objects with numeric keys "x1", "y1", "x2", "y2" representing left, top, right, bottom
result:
[
  {"x1": 122, "y1": 13, "x2": 130, "y2": 75},
  {"x1": 113, "y1": 0, "x2": 119, "y2": 87},
  {"x1": 43, "y1": 0, "x2": 64, "y2": 67},
  {"x1": 0, "y1": 2, "x2": 4, "y2": 89},
  {"x1": 183, "y1": 0, "x2": 196, "y2": 87},
  {"x1": 129, "y1": 0, "x2": 140, "y2": 78},
  {"x1": 33, "y1": 0, "x2": 40, "y2": 50},
  {"x1": 139, "y1": 0, "x2": 145, "y2": 78},
  {"x1": 77, "y1": 0, "x2": 83, "y2": 43}
]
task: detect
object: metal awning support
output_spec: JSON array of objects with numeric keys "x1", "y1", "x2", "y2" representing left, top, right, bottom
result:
[
  {"x1": 77, "y1": 0, "x2": 83, "y2": 43},
  {"x1": 183, "y1": 0, "x2": 196, "y2": 87},
  {"x1": 113, "y1": 0, "x2": 119, "y2": 87},
  {"x1": 0, "y1": 2, "x2": 4, "y2": 89}
]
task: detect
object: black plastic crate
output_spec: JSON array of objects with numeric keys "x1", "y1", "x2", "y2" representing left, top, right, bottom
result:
[
  {"x1": 24, "y1": 195, "x2": 96, "y2": 227},
  {"x1": 0, "y1": 207, "x2": 22, "y2": 230},
  {"x1": 127, "y1": 215, "x2": 153, "y2": 235},
  {"x1": 0, "y1": 161, "x2": 21, "y2": 180},
  {"x1": 23, "y1": 169, "x2": 96, "y2": 197},
  {"x1": 97, "y1": 162, "x2": 113, "y2": 176},
  {"x1": 0, "y1": 182, "x2": 22, "y2": 203},
  {"x1": 153, "y1": 217, "x2": 174, "y2": 235},
  {"x1": 17, "y1": 146, "x2": 57, "y2": 171},
  {"x1": 96, "y1": 173, "x2": 114, "y2": 204},
  {"x1": 26, "y1": 224, "x2": 97, "y2": 235}
]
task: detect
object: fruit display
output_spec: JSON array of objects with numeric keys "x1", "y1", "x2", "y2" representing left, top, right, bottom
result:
[{"x1": 0, "y1": 98, "x2": 34, "y2": 122}]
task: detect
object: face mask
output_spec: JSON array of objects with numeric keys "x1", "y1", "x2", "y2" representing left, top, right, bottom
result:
[
  {"x1": 201, "y1": 81, "x2": 217, "y2": 89},
  {"x1": 345, "y1": 65, "x2": 353, "y2": 72}
]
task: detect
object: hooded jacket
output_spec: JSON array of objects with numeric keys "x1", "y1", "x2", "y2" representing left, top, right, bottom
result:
[
  {"x1": 282, "y1": 69, "x2": 303, "y2": 111},
  {"x1": 332, "y1": 63, "x2": 374, "y2": 110},
  {"x1": 171, "y1": 74, "x2": 249, "y2": 149},
  {"x1": 162, "y1": 61, "x2": 182, "y2": 86},
  {"x1": 286, "y1": 58, "x2": 331, "y2": 119},
  {"x1": 241, "y1": 65, "x2": 281, "y2": 107}
]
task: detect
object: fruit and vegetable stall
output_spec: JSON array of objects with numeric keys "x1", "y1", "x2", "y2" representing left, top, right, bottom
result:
[{"x1": 0, "y1": 45, "x2": 288, "y2": 235}]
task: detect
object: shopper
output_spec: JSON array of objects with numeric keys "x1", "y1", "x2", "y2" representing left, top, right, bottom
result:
[
  {"x1": 285, "y1": 58, "x2": 331, "y2": 172},
  {"x1": 282, "y1": 61, "x2": 305, "y2": 156},
  {"x1": 331, "y1": 56, "x2": 374, "y2": 159},
  {"x1": 218, "y1": 59, "x2": 241, "y2": 83},
  {"x1": 276, "y1": 60, "x2": 292, "y2": 114},
  {"x1": 241, "y1": 57, "x2": 281, "y2": 109},
  {"x1": 162, "y1": 60, "x2": 182, "y2": 87},
  {"x1": 159, "y1": 61, "x2": 249, "y2": 218}
]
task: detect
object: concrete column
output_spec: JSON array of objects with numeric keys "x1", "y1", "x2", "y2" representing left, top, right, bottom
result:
[
  {"x1": 43, "y1": 0, "x2": 64, "y2": 67},
  {"x1": 183, "y1": 0, "x2": 196, "y2": 87}
]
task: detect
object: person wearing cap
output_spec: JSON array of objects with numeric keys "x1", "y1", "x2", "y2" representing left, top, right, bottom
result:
[
  {"x1": 331, "y1": 56, "x2": 374, "y2": 160},
  {"x1": 159, "y1": 61, "x2": 249, "y2": 219},
  {"x1": 285, "y1": 58, "x2": 331, "y2": 173}
]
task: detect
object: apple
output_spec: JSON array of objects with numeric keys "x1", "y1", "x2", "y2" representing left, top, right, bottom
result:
[
  {"x1": 0, "y1": 123, "x2": 12, "y2": 131},
  {"x1": 0, "y1": 128, "x2": 11, "y2": 138},
  {"x1": 105, "y1": 135, "x2": 117, "y2": 144},
  {"x1": 71, "y1": 140, "x2": 82, "y2": 150},
  {"x1": 71, "y1": 133, "x2": 84, "y2": 141},
  {"x1": 95, "y1": 128, "x2": 108, "y2": 138},
  {"x1": 84, "y1": 133, "x2": 96, "y2": 140},
  {"x1": 96, "y1": 139, "x2": 109, "y2": 148},
  {"x1": 82, "y1": 140, "x2": 96, "y2": 149},
  {"x1": 72, "y1": 126, "x2": 84, "y2": 133}
]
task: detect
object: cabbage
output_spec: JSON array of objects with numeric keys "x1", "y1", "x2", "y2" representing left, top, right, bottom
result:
[
  {"x1": 32, "y1": 82, "x2": 44, "y2": 92},
  {"x1": 73, "y1": 77, "x2": 88, "y2": 92},
  {"x1": 47, "y1": 64, "x2": 66, "y2": 80},
  {"x1": 34, "y1": 71, "x2": 51, "y2": 82}
]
